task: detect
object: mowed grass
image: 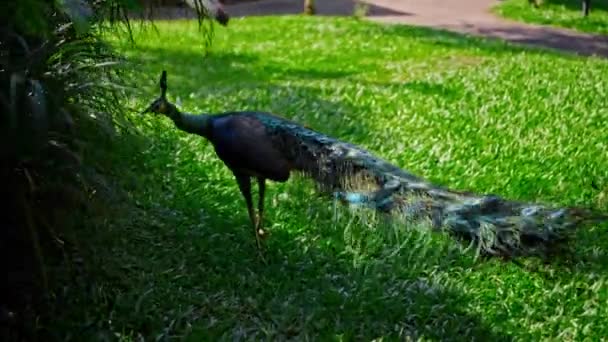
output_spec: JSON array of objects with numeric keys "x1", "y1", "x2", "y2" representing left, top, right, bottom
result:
[
  {"x1": 495, "y1": 0, "x2": 608, "y2": 35},
  {"x1": 50, "y1": 17, "x2": 608, "y2": 340}
]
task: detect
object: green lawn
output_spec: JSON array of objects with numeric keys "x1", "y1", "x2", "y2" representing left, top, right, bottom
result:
[
  {"x1": 494, "y1": 0, "x2": 608, "y2": 35},
  {"x1": 48, "y1": 17, "x2": 608, "y2": 340}
]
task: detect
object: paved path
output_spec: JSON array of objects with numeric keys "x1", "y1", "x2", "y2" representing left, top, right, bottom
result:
[{"x1": 223, "y1": 0, "x2": 608, "y2": 58}]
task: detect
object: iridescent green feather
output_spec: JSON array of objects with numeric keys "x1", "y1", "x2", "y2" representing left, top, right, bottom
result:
[{"x1": 251, "y1": 112, "x2": 607, "y2": 257}]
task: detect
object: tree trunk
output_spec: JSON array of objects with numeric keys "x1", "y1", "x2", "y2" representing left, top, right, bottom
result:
[
  {"x1": 304, "y1": 0, "x2": 315, "y2": 15},
  {"x1": 582, "y1": 0, "x2": 590, "y2": 17}
]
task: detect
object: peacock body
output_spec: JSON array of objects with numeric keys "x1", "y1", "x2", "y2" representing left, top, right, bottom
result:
[{"x1": 143, "y1": 71, "x2": 607, "y2": 258}]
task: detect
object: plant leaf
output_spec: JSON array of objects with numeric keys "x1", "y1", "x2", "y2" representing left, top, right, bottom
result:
[{"x1": 55, "y1": 0, "x2": 93, "y2": 36}]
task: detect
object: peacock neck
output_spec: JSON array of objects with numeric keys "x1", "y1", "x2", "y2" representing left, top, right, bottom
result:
[{"x1": 166, "y1": 105, "x2": 213, "y2": 138}]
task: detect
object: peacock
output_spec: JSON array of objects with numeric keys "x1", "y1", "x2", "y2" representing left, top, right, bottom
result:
[{"x1": 141, "y1": 70, "x2": 607, "y2": 258}]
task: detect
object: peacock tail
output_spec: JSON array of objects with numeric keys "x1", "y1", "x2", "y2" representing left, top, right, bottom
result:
[{"x1": 253, "y1": 112, "x2": 607, "y2": 258}]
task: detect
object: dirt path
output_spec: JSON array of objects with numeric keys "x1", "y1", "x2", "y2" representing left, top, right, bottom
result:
[{"x1": 223, "y1": 0, "x2": 608, "y2": 58}]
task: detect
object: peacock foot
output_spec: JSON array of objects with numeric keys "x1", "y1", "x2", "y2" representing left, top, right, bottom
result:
[{"x1": 257, "y1": 227, "x2": 270, "y2": 240}]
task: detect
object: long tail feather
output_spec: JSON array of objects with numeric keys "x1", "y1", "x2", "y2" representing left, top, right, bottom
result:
[
  {"x1": 335, "y1": 187, "x2": 607, "y2": 257},
  {"x1": 263, "y1": 115, "x2": 608, "y2": 258}
]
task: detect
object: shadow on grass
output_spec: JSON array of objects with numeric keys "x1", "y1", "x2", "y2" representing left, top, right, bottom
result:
[
  {"x1": 382, "y1": 20, "x2": 608, "y2": 58},
  {"x1": 518, "y1": 225, "x2": 608, "y2": 281},
  {"x1": 127, "y1": 45, "x2": 468, "y2": 161},
  {"x1": 495, "y1": 0, "x2": 608, "y2": 43},
  {"x1": 363, "y1": 79, "x2": 464, "y2": 98},
  {"x1": 541, "y1": 0, "x2": 608, "y2": 12},
  {"x1": 51, "y1": 126, "x2": 602, "y2": 340},
  {"x1": 34, "y1": 48, "x2": 517, "y2": 340},
  {"x1": 138, "y1": 0, "x2": 413, "y2": 20},
  {"x1": 40, "y1": 160, "x2": 512, "y2": 340},
  {"x1": 473, "y1": 24, "x2": 608, "y2": 57},
  {"x1": 130, "y1": 47, "x2": 358, "y2": 86}
]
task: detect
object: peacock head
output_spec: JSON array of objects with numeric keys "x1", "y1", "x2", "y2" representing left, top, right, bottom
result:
[{"x1": 141, "y1": 70, "x2": 178, "y2": 117}]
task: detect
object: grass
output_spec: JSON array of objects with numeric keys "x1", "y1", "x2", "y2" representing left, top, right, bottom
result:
[
  {"x1": 45, "y1": 16, "x2": 608, "y2": 340},
  {"x1": 494, "y1": 0, "x2": 608, "y2": 35}
]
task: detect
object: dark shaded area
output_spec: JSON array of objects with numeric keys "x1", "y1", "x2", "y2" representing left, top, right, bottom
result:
[
  {"x1": 379, "y1": 22, "x2": 599, "y2": 59},
  {"x1": 389, "y1": 19, "x2": 608, "y2": 58},
  {"x1": 379, "y1": 17, "x2": 608, "y2": 58},
  {"x1": 511, "y1": 225, "x2": 608, "y2": 321},
  {"x1": 41, "y1": 132, "x2": 513, "y2": 340},
  {"x1": 139, "y1": 0, "x2": 411, "y2": 19},
  {"x1": 125, "y1": 36, "x2": 475, "y2": 137},
  {"x1": 363, "y1": 79, "x2": 464, "y2": 98},
  {"x1": 542, "y1": 0, "x2": 608, "y2": 12},
  {"x1": 0, "y1": 195, "x2": 40, "y2": 341},
  {"x1": 467, "y1": 23, "x2": 608, "y2": 57},
  {"x1": 224, "y1": 0, "x2": 412, "y2": 17},
  {"x1": 0, "y1": 0, "x2": 198, "y2": 340},
  {"x1": 131, "y1": 47, "x2": 359, "y2": 86}
]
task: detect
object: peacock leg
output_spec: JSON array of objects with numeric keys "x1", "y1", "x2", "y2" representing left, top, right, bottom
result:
[
  {"x1": 257, "y1": 177, "x2": 267, "y2": 239},
  {"x1": 235, "y1": 173, "x2": 262, "y2": 250}
]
